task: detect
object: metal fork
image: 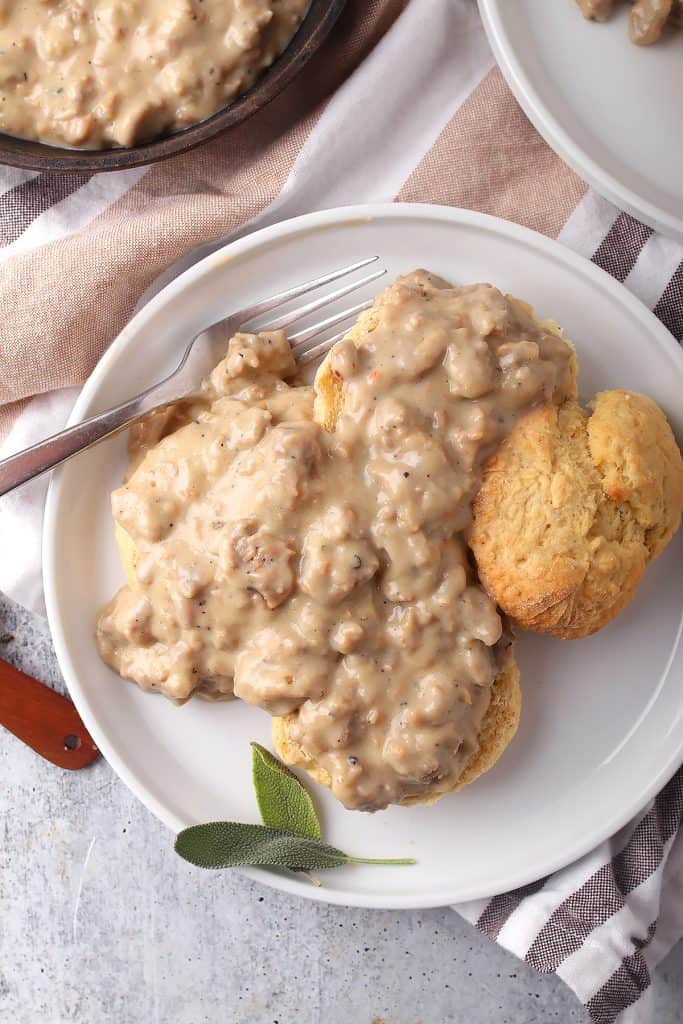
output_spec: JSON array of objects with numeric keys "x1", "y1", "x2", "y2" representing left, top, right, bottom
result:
[{"x1": 0, "y1": 257, "x2": 386, "y2": 498}]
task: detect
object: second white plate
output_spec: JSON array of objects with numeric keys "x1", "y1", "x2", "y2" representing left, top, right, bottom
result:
[
  {"x1": 479, "y1": 0, "x2": 683, "y2": 240},
  {"x1": 43, "y1": 204, "x2": 683, "y2": 909}
]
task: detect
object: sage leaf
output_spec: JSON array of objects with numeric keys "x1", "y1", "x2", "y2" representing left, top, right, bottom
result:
[
  {"x1": 251, "y1": 743, "x2": 321, "y2": 840},
  {"x1": 174, "y1": 822, "x2": 415, "y2": 871}
]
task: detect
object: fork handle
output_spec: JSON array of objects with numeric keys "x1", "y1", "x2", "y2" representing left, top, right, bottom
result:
[{"x1": 0, "y1": 390, "x2": 160, "y2": 498}]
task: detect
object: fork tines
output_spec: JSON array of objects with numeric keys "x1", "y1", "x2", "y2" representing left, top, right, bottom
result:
[{"x1": 242, "y1": 256, "x2": 386, "y2": 365}]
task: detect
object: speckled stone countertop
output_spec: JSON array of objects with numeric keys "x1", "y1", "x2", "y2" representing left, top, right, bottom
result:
[{"x1": 1, "y1": 591, "x2": 682, "y2": 1024}]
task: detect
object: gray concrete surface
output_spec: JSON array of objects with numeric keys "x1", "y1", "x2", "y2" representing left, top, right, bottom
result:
[{"x1": 1, "y1": 591, "x2": 681, "y2": 1024}]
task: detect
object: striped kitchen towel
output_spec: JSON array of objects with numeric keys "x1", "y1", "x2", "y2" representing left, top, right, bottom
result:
[{"x1": 0, "y1": 1, "x2": 681, "y2": 1020}]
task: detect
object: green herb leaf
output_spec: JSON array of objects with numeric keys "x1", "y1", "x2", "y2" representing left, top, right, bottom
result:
[
  {"x1": 251, "y1": 742, "x2": 321, "y2": 840},
  {"x1": 174, "y1": 822, "x2": 415, "y2": 871}
]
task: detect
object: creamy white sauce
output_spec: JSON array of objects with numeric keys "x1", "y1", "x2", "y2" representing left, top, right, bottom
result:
[
  {"x1": 0, "y1": 0, "x2": 309, "y2": 148},
  {"x1": 97, "y1": 273, "x2": 574, "y2": 810}
]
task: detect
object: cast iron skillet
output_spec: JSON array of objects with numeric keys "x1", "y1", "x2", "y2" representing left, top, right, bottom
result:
[{"x1": 0, "y1": 0, "x2": 346, "y2": 173}]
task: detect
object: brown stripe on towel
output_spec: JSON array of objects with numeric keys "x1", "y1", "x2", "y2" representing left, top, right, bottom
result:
[
  {"x1": 584, "y1": 922, "x2": 657, "y2": 1024},
  {"x1": 397, "y1": 67, "x2": 587, "y2": 238},
  {"x1": 591, "y1": 212, "x2": 653, "y2": 282},
  {"x1": 653, "y1": 261, "x2": 683, "y2": 341},
  {"x1": 0, "y1": 173, "x2": 93, "y2": 248},
  {"x1": 476, "y1": 876, "x2": 549, "y2": 942}
]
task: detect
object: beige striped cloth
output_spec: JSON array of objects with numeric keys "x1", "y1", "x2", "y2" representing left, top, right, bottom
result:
[{"x1": 0, "y1": 2, "x2": 681, "y2": 1020}]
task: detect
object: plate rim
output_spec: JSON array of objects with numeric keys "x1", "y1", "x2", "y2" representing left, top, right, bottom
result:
[
  {"x1": 43, "y1": 202, "x2": 683, "y2": 909},
  {"x1": 477, "y1": 0, "x2": 683, "y2": 243}
]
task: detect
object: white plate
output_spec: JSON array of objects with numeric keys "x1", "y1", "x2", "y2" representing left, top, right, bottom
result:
[
  {"x1": 479, "y1": 0, "x2": 683, "y2": 240},
  {"x1": 43, "y1": 204, "x2": 683, "y2": 909}
]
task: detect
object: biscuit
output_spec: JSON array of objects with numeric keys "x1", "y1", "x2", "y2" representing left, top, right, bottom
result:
[{"x1": 470, "y1": 391, "x2": 683, "y2": 639}]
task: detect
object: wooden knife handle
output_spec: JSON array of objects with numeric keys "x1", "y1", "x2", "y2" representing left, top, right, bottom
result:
[{"x1": 0, "y1": 656, "x2": 99, "y2": 769}]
